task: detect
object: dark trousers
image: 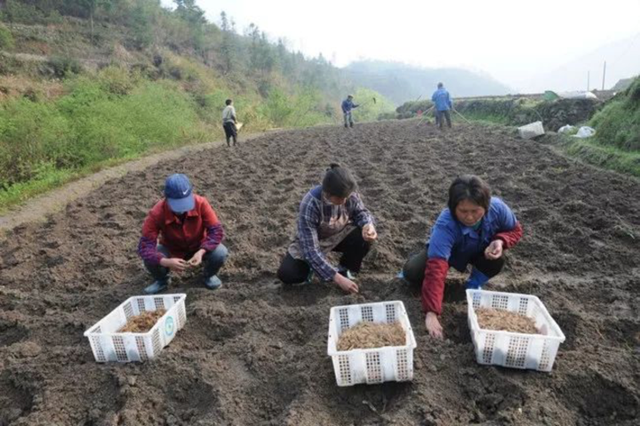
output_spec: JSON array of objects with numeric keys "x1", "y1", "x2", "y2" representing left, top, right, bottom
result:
[
  {"x1": 144, "y1": 244, "x2": 228, "y2": 282},
  {"x1": 435, "y1": 110, "x2": 452, "y2": 129},
  {"x1": 223, "y1": 122, "x2": 237, "y2": 146},
  {"x1": 402, "y1": 246, "x2": 504, "y2": 286},
  {"x1": 277, "y1": 228, "x2": 371, "y2": 284}
]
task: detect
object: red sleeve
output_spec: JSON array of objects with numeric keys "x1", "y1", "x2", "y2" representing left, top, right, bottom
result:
[
  {"x1": 199, "y1": 198, "x2": 224, "y2": 252},
  {"x1": 200, "y1": 198, "x2": 221, "y2": 227},
  {"x1": 493, "y1": 221, "x2": 523, "y2": 249},
  {"x1": 421, "y1": 258, "x2": 449, "y2": 315},
  {"x1": 138, "y1": 207, "x2": 165, "y2": 264}
]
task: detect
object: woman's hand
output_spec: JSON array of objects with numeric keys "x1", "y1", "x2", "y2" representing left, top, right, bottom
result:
[
  {"x1": 484, "y1": 239, "x2": 504, "y2": 260},
  {"x1": 425, "y1": 312, "x2": 444, "y2": 339},
  {"x1": 187, "y1": 249, "x2": 206, "y2": 267},
  {"x1": 160, "y1": 257, "x2": 189, "y2": 272},
  {"x1": 333, "y1": 273, "x2": 359, "y2": 294},
  {"x1": 362, "y1": 223, "x2": 378, "y2": 242}
]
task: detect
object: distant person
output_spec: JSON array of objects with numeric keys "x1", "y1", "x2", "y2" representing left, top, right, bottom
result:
[
  {"x1": 277, "y1": 164, "x2": 377, "y2": 293},
  {"x1": 341, "y1": 95, "x2": 359, "y2": 128},
  {"x1": 401, "y1": 175, "x2": 523, "y2": 338},
  {"x1": 222, "y1": 99, "x2": 238, "y2": 146},
  {"x1": 138, "y1": 174, "x2": 228, "y2": 294},
  {"x1": 431, "y1": 83, "x2": 453, "y2": 129}
]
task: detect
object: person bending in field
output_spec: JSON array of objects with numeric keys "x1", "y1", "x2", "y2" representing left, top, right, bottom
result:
[
  {"x1": 138, "y1": 174, "x2": 228, "y2": 294},
  {"x1": 402, "y1": 175, "x2": 523, "y2": 338},
  {"x1": 277, "y1": 164, "x2": 377, "y2": 293}
]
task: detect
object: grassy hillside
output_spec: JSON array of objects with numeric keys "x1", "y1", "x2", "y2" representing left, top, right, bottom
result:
[
  {"x1": 0, "y1": 1, "x2": 394, "y2": 209},
  {"x1": 572, "y1": 76, "x2": 640, "y2": 176}
]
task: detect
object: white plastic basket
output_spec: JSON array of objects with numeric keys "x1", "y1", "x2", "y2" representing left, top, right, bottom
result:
[
  {"x1": 466, "y1": 290, "x2": 565, "y2": 372},
  {"x1": 327, "y1": 301, "x2": 417, "y2": 387},
  {"x1": 84, "y1": 294, "x2": 187, "y2": 362}
]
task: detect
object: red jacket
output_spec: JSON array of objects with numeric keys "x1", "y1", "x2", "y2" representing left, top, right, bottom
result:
[{"x1": 138, "y1": 195, "x2": 224, "y2": 264}]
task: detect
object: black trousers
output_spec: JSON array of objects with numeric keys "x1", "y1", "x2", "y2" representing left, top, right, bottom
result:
[
  {"x1": 223, "y1": 122, "x2": 237, "y2": 145},
  {"x1": 402, "y1": 246, "x2": 504, "y2": 286},
  {"x1": 277, "y1": 228, "x2": 371, "y2": 284}
]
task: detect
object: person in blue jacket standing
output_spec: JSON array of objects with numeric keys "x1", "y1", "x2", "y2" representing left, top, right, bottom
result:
[
  {"x1": 341, "y1": 95, "x2": 359, "y2": 128},
  {"x1": 431, "y1": 82, "x2": 453, "y2": 129}
]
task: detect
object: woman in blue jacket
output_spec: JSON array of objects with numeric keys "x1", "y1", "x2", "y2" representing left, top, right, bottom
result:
[{"x1": 402, "y1": 175, "x2": 523, "y2": 338}]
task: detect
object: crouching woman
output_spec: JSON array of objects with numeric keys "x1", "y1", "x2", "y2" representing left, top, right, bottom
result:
[
  {"x1": 402, "y1": 175, "x2": 523, "y2": 338},
  {"x1": 277, "y1": 164, "x2": 377, "y2": 293}
]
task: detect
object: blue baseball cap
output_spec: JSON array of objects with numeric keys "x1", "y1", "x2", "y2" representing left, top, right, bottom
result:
[{"x1": 164, "y1": 174, "x2": 195, "y2": 213}]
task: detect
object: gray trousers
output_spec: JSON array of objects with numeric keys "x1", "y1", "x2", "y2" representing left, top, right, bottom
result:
[
  {"x1": 343, "y1": 111, "x2": 353, "y2": 127},
  {"x1": 435, "y1": 110, "x2": 452, "y2": 129}
]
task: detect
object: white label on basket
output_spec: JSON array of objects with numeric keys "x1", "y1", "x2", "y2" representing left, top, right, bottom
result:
[{"x1": 165, "y1": 316, "x2": 175, "y2": 337}]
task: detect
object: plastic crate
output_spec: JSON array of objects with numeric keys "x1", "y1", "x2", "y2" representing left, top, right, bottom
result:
[
  {"x1": 84, "y1": 294, "x2": 187, "y2": 362},
  {"x1": 327, "y1": 301, "x2": 417, "y2": 387},
  {"x1": 466, "y1": 290, "x2": 565, "y2": 372}
]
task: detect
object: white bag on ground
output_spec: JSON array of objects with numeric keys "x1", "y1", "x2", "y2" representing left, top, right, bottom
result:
[
  {"x1": 573, "y1": 126, "x2": 596, "y2": 138},
  {"x1": 518, "y1": 121, "x2": 545, "y2": 139},
  {"x1": 558, "y1": 125, "x2": 576, "y2": 134}
]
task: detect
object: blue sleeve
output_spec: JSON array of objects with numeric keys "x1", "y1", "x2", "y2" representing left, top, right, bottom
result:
[
  {"x1": 431, "y1": 92, "x2": 437, "y2": 102},
  {"x1": 427, "y1": 213, "x2": 458, "y2": 260},
  {"x1": 493, "y1": 198, "x2": 517, "y2": 232},
  {"x1": 447, "y1": 93, "x2": 452, "y2": 108}
]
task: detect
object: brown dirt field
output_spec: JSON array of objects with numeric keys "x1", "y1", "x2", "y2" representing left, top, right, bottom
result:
[{"x1": 0, "y1": 120, "x2": 639, "y2": 425}]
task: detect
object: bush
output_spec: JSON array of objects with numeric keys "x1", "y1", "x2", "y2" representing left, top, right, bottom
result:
[
  {"x1": 0, "y1": 24, "x2": 14, "y2": 50},
  {"x1": 45, "y1": 57, "x2": 83, "y2": 79},
  {"x1": 0, "y1": 0, "x2": 62, "y2": 25},
  {"x1": 0, "y1": 99, "x2": 74, "y2": 188}
]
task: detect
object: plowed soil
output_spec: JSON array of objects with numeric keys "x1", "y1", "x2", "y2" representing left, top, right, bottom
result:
[{"x1": 1, "y1": 120, "x2": 639, "y2": 425}]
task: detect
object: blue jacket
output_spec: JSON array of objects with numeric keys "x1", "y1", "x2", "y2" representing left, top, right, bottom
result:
[
  {"x1": 427, "y1": 197, "x2": 517, "y2": 271},
  {"x1": 431, "y1": 88, "x2": 452, "y2": 111},
  {"x1": 341, "y1": 99, "x2": 358, "y2": 113}
]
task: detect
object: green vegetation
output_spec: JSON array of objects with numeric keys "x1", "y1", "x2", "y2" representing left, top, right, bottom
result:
[
  {"x1": 564, "y1": 138, "x2": 640, "y2": 177},
  {"x1": 0, "y1": 24, "x2": 14, "y2": 50},
  {"x1": 589, "y1": 77, "x2": 640, "y2": 151},
  {"x1": 563, "y1": 76, "x2": 640, "y2": 176},
  {"x1": 0, "y1": 1, "x2": 394, "y2": 210}
]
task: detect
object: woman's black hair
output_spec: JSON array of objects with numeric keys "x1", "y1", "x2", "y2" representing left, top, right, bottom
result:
[
  {"x1": 322, "y1": 163, "x2": 357, "y2": 198},
  {"x1": 448, "y1": 175, "x2": 491, "y2": 213},
  {"x1": 225, "y1": 99, "x2": 233, "y2": 105}
]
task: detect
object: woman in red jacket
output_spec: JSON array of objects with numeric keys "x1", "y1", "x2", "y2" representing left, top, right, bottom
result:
[{"x1": 402, "y1": 175, "x2": 523, "y2": 338}]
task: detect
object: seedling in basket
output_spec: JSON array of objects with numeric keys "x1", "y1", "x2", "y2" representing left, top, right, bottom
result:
[
  {"x1": 466, "y1": 290, "x2": 565, "y2": 371},
  {"x1": 84, "y1": 294, "x2": 187, "y2": 362},
  {"x1": 327, "y1": 301, "x2": 417, "y2": 386}
]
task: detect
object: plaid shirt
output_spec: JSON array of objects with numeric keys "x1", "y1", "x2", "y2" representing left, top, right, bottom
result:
[{"x1": 297, "y1": 186, "x2": 373, "y2": 281}]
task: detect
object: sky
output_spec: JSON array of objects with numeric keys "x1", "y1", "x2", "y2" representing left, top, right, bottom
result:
[{"x1": 162, "y1": 0, "x2": 640, "y2": 91}]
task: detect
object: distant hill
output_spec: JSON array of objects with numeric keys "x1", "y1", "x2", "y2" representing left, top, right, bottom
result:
[
  {"x1": 343, "y1": 61, "x2": 513, "y2": 105},
  {"x1": 519, "y1": 33, "x2": 640, "y2": 93}
]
